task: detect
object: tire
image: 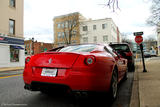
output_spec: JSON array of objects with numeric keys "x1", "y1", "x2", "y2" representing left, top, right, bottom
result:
[
  {"x1": 128, "y1": 63, "x2": 135, "y2": 72},
  {"x1": 123, "y1": 67, "x2": 128, "y2": 81},
  {"x1": 131, "y1": 64, "x2": 135, "y2": 72},
  {"x1": 109, "y1": 69, "x2": 118, "y2": 100}
]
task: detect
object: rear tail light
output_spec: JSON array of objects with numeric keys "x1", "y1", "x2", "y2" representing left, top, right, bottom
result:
[
  {"x1": 25, "y1": 57, "x2": 31, "y2": 64},
  {"x1": 85, "y1": 56, "x2": 96, "y2": 65}
]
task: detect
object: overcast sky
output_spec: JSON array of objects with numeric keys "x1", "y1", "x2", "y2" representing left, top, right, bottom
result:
[{"x1": 24, "y1": 0, "x2": 156, "y2": 43}]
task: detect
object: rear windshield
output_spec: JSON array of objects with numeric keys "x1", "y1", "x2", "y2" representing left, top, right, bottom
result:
[
  {"x1": 59, "y1": 44, "x2": 97, "y2": 52},
  {"x1": 110, "y1": 44, "x2": 130, "y2": 52}
]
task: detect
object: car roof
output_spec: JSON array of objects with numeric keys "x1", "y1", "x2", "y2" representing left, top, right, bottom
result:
[{"x1": 109, "y1": 42, "x2": 129, "y2": 46}]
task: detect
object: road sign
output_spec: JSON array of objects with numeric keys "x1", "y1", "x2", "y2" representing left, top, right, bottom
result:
[
  {"x1": 133, "y1": 32, "x2": 143, "y2": 36},
  {"x1": 135, "y1": 35, "x2": 143, "y2": 45}
]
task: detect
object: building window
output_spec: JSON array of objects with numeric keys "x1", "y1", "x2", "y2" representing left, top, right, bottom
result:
[
  {"x1": 102, "y1": 23, "x2": 107, "y2": 29},
  {"x1": 93, "y1": 36, "x2": 97, "y2": 43},
  {"x1": 83, "y1": 26, "x2": 88, "y2": 31},
  {"x1": 61, "y1": 23, "x2": 64, "y2": 28},
  {"x1": 57, "y1": 23, "x2": 61, "y2": 28},
  {"x1": 9, "y1": 19, "x2": 15, "y2": 35},
  {"x1": 58, "y1": 32, "x2": 61, "y2": 38},
  {"x1": 10, "y1": 0, "x2": 15, "y2": 7},
  {"x1": 73, "y1": 20, "x2": 77, "y2": 26},
  {"x1": 68, "y1": 21, "x2": 72, "y2": 28},
  {"x1": 65, "y1": 31, "x2": 69, "y2": 38},
  {"x1": 93, "y1": 25, "x2": 96, "y2": 30},
  {"x1": 65, "y1": 21, "x2": 68, "y2": 28},
  {"x1": 10, "y1": 46, "x2": 19, "y2": 62},
  {"x1": 62, "y1": 32, "x2": 65, "y2": 38},
  {"x1": 103, "y1": 35, "x2": 108, "y2": 42},
  {"x1": 83, "y1": 37, "x2": 88, "y2": 43},
  {"x1": 72, "y1": 30, "x2": 77, "y2": 37}
]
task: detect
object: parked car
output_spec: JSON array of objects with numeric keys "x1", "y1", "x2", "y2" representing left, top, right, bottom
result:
[
  {"x1": 23, "y1": 44, "x2": 128, "y2": 100},
  {"x1": 109, "y1": 43, "x2": 135, "y2": 72},
  {"x1": 150, "y1": 50, "x2": 157, "y2": 57},
  {"x1": 144, "y1": 51, "x2": 151, "y2": 58}
]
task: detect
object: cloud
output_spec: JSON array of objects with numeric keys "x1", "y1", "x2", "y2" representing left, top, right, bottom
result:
[{"x1": 24, "y1": 0, "x2": 155, "y2": 43}]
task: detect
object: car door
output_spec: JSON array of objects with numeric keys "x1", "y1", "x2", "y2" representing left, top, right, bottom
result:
[
  {"x1": 117, "y1": 57, "x2": 127, "y2": 78},
  {"x1": 104, "y1": 46, "x2": 124, "y2": 79}
]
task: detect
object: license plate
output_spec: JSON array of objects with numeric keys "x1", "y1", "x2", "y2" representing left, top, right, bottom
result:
[{"x1": 41, "y1": 68, "x2": 57, "y2": 77}]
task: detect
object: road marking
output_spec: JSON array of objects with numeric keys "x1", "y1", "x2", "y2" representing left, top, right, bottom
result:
[
  {"x1": 0, "y1": 70, "x2": 23, "y2": 72},
  {"x1": 0, "y1": 74, "x2": 22, "y2": 79}
]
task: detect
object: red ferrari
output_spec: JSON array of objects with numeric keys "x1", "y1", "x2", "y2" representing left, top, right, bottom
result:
[{"x1": 23, "y1": 44, "x2": 128, "y2": 99}]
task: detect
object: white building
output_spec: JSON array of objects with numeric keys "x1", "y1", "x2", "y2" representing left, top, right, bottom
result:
[{"x1": 80, "y1": 18, "x2": 121, "y2": 44}]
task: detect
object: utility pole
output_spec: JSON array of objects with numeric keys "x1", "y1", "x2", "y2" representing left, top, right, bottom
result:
[{"x1": 32, "y1": 37, "x2": 34, "y2": 55}]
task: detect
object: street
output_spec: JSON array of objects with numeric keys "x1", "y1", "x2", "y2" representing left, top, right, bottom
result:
[{"x1": 0, "y1": 70, "x2": 134, "y2": 107}]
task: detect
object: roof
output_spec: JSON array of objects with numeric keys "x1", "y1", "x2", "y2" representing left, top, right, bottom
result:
[{"x1": 53, "y1": 12, "x2": 80, "y2": 20}]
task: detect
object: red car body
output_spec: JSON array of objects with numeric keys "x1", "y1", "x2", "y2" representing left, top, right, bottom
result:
[{"x1": 23, "y1": 44, "x2": 127, "y2": 98}]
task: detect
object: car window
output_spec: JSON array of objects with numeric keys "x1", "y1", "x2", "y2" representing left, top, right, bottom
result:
[
  {"x1": 110, "y1": 44, "x2": 130, "y2": 52},
  {"x1": 58, "y1": 44, "x2": 97, "y2": 52}
]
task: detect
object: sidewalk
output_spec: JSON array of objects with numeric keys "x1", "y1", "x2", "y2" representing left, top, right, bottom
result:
[
  {"x1": 0, "y1": 66, "x2": 24, "y2": 72},
  {"x1": 130, "y1": 58, "x2": 160, "y2": 107}
]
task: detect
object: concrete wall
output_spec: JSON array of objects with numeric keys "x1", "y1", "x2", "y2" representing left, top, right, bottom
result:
[
  {"x1": 0, "y1": 43, "x2": 25, "y2": 67},
  {"x1": 0, "y1": 0, "x2": 23, "y2": 38},
  {"x1": 0, "y1": 44, "x2": 10, "y2": 67}
]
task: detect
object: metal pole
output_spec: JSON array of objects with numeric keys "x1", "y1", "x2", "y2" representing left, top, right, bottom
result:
[
  {"x1": 140, "y1": 43, "x2": 147, "y2": 72},
  {"x1": 32, "y1": 38, "x2": 34, "y2": 55}
]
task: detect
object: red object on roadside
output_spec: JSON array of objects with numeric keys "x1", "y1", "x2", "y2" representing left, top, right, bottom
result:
[
  {"x1": 0, "y1": 37, "x2": 4, "y2": 40},
  {"x1": 135, "y1": 36, "x2": 143, "y2": 45}
]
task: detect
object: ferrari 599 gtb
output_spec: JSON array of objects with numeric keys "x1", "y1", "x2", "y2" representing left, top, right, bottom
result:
[{"x1": 23, "y1": 44, "x2": 128, "y2": 100}]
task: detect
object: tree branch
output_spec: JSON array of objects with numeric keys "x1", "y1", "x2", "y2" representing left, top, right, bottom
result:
[{"x1": 106, "y1": 0, "x2": 119, "y2": 12}]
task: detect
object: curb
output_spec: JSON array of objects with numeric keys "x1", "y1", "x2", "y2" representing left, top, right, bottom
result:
[
  {"x1": 130, "y1": 64, "x2": 140, "y2": 107},
  {"x1": 0, "y1": 67, "x2": 24, "y2": 72}
]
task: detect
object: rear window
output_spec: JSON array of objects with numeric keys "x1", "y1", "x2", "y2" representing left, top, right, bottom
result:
[
  {"x1": 110, "y1": 44, "x2": 130, "y2": 52},
  {"x1": 59, "y1": 44, "x2": 97, "y2": 52}
]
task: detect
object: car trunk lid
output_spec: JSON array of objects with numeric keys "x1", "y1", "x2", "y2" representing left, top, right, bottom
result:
[{"x1": 30, "y1": 52, "x2": 80, "y2": 68}]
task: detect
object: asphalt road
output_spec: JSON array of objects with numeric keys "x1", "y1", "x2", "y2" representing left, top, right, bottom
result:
[{"x1": 0, "y1": 71, "x2": 134, "y2": 107}]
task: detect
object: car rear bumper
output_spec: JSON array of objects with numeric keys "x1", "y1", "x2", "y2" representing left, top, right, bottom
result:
[
  {"x1": 24, "y1": 81, "x2": 70, "y2": 91},
  {"x1": 23, "y1": 69, "x2": 111, "y2": 92}
]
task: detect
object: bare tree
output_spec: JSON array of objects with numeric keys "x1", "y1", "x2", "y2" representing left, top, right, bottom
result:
[
  {"x1": 61, "y1": 14, "x2": 80, "y2": 45},
  {"x1": 106, "y1": 0, "x2": 119, "y2": 12},
  {"x1": 121, "y1": 33, "x2": 133, "y2": 48},
  {"x1": 147, "y1": 0, "x2": 160, "y2": 27}
]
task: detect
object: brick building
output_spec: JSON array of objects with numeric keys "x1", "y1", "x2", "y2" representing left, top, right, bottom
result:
[
  {"x1": 25, "y1": 40, "x2": 54, "y2": 56},
  {"x1": 53, "y1": 12, "x2": 86, "y2": 47},
  {"x1": 53, "y1": 12, "x2": 122, "y2": 47}
]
